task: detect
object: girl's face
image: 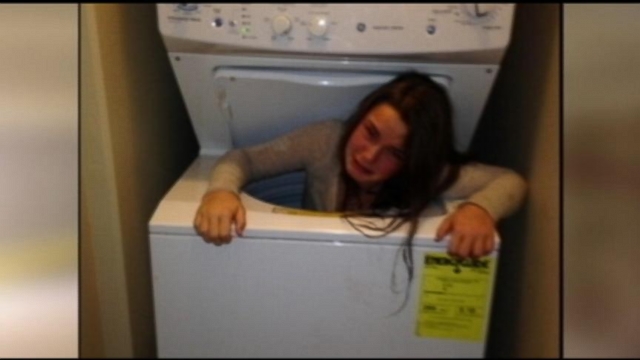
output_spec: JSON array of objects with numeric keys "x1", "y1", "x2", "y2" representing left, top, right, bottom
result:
[{"x1": 345, "y1": 103, "x2": 408, "y2": 190}]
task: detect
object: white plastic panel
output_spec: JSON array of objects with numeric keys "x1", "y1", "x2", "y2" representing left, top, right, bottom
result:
[
  {"x1": 150, "y1": 232, "x2": 498, "y2": 358},
  {"x1": 158, "y1": 4, "x2": 515, "y2": 57}
]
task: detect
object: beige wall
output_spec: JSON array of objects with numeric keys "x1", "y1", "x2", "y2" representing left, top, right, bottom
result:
[
  {"x1": 81, "y1": 4, "x2": 197, "y2": 357},
  {"x1": 81, "y1": 3, "x2": 559, "y2": 358},
  {"x1": 564, "y1": 5, "x2": 640, "y2": 358},
  {"x1": 472, "y1": 4, "x2": 559, "y2": 358},
  {"x1": 0, "y1": 4, "x2": 78, "y2": 358}
]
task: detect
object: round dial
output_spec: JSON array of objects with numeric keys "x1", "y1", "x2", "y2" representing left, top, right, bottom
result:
[
  {"x1": 272, "y1": 15, "x2": 292, "y2": 35},
  {"x1": 308, "y1": 16, "x2": 329, "y2": 37}
]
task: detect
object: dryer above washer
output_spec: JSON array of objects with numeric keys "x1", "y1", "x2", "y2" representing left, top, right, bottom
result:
[{"x1": 157, "y1": 4, "x2": 516, "y2": 156}]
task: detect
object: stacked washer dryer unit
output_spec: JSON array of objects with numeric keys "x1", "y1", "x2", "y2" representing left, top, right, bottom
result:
[{"x1": 151, "y1": 4, "x2": 515, "y2": 358}]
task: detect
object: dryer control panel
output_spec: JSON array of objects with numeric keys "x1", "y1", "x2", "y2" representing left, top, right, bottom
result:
[{"x1": 158, "y1": 4, "x2": 515, "y2": 56}]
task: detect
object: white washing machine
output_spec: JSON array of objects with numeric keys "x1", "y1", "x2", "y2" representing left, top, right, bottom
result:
[{"x1": 150, "y1": 4, "x2": 515, "y2": 358}]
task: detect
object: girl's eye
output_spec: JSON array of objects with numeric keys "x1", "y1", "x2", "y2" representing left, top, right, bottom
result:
[
  {"x1": 384, "y1": 148, "x2": 404, "y2": 161},
  {"x1": 392, "y1": 150, "x2": 405, "y2": 160},
  {"x1": 364, "y1": 122, "x2": 379, "y2": 139}
]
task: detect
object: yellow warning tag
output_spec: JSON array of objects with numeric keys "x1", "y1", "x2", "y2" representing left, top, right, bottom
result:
[{"x1": 416, "y1": 252, "x2": 495, "y2": 341}]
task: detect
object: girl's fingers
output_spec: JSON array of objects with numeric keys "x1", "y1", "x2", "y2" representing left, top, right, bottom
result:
[
  {"x1": 449, "y1": 234, "x2": 465, "y2": 258},
  {"x1": 472, "y1": 237, "x2": 485, "y2": 258},
  {"x1": 236, "y1": 206, "x2": 246, "y2": 236},
  {"x1": 436, "y1": 216, "x2": 453, "y2": 241},
  {"x1": 484, "y1": 236, "x2": 495, "y2": 255},
  {"x1": 218, "y1": 215, "x2": 232, "y2": 244}
]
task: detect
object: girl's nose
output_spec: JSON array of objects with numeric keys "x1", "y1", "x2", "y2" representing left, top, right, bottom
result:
[{"x1": 362, "y1": 145, "x2": 380, "y2": 164}]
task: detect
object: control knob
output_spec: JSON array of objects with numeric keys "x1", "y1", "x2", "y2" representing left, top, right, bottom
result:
[
  {"x1": 272, "y1": 15, "x2": 292, "y2": 35},
  {"x1": 308, "y1": 16, "x2": 328, "y2": 37}
]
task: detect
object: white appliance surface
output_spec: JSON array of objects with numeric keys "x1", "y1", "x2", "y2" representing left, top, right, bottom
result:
[
  {"x1": 150, "y1": 156, "x2": 500, "y2": 358},
  {"x1": 158, "y1": 4, "x2": 514, "y2": 57},
  {"x1": 151, "y1": 3, "x2": 514, "y2": 358},
  {"x1": 151, "y1": 235, "x2": 497, "y2": 358}
]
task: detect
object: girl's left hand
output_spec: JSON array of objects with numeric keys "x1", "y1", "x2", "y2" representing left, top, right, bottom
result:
[{"x1": 435, "y1": 203, "x2": 496, "y2": 259}]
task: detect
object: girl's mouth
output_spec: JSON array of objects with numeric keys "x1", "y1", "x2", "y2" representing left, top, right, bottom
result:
[{"x1": 353, "y1": 157, "x2": 373, "y2": 175}]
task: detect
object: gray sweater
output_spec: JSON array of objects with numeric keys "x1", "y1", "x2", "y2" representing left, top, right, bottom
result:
[{"x1": 208, "y1": 119, "x2": 527, "y2": 221}]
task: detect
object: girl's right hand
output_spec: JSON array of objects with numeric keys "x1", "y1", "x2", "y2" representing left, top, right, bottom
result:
[{"x1": 194, "y1": 190, "x2": 246, "y2": 245}]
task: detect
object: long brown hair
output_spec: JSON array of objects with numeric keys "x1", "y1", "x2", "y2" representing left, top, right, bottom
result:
[{"x1": 337, "y1": 71, "x2": 466, "y2": 313}]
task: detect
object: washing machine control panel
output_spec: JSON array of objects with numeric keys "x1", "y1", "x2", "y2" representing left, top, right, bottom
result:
[{"x1": 159, "y1": 4, "x2": 515, "y2": 55}]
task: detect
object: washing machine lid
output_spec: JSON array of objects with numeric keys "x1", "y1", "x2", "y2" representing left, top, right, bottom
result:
[{"x1": 212, "y1": 67, "x2": 451, "y2": 149}]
